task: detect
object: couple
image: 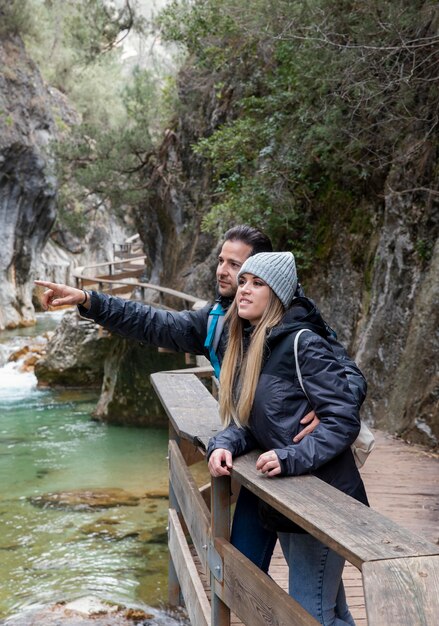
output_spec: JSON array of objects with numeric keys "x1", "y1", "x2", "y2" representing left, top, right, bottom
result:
[{"x1": 36, "y1": 225, "x2": 368, "y2": 626}]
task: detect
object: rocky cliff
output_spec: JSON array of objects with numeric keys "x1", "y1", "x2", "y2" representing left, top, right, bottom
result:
[
  {"x1": 0, "y1": 34, "x2": 135, "y2": 328},
  {"x1": 132, "y1": 63, "x2": 438, "y2": 448},
  {"x1": 0, "y1": 35, "x2": 59, "y2": 329}
]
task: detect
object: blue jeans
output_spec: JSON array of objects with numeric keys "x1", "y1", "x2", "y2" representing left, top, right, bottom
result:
[
  {"x1": 278, "y1": 532, "x2": 356, "y2": 626},
  {"x1": 231, "y1": 486, "x2": 277, "y2": 573},
  {"x1": 231, "y1": 488, "x2": 355, "y2": 625}
]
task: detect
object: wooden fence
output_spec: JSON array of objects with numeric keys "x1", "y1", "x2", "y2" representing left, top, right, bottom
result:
[
  {"x1": 151, "y1": 370, "x2": 439, "y2": 626},
  {"x1": 73, "y1": 256, "x2": 206, "y2": 311}
]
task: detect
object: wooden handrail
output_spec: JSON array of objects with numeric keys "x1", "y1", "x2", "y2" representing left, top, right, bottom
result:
[
  {"x1": 73, "y1": 256, "x2": 147, "y2": 276},
  {"x1": 151, "y1": 370, "x2": 439, "y2": 626},
  {"x1": 73, "y1": 256, "x2": 206, "y2": 309}
]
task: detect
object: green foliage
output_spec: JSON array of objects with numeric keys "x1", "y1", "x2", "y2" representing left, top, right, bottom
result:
[
  {"x1": 415, "y1": 238, "x2": 434, "y2": 263},
  {"x1": 55, "y1": 66, "x2": 158, "y2": 219},
  {"x1": 157, "y1": 0, "x2": 438, "y2": 268},
  {"x1": 15, "y1": 1, "x2": 168, "y2": 234},
  {"x1": 0, "y1": 0, "x2": 35, "y2": 37},
  {"x1": 56, "y1": 187, "x2": 89, "y2": 238},
  {"x1": 22, "y1": 0, "x2": 147, "y2": 130}
]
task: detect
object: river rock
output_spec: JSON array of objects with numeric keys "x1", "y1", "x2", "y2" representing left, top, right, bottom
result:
[
  {"x1": 34, "y1": 311, "x2": 112, "y2": 387},
  {"x1": 144, "y1": 489, "x2": 168, "y2": 500},
  {"x1": 1, "y1": 596, "x2": 187, "y2": 625},
  {"x1": 79, "y1": 518, "x2": 140, "y2": 542},
  {"x1": 29, "y1": 487, "x2": 141, "y2": 511},
  {"x1": 8, "y1": 338, "x2": 48, "y2": 372}
]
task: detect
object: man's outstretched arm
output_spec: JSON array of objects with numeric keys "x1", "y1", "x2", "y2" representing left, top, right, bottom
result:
[{"x1": 35, "y1": 280, "x2": 212, "y2": 356}]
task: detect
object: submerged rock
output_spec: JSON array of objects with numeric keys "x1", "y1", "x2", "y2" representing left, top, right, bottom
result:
[
  {"x1": 29, "y1": 488, "x2": 141, "y2": 511},
  {"x1": 1, "y1": 595, "x2": 188, "y2": 625},
  {"x1": 79, "y1": 518, "x2": 140, "y2": 542},
  {"x1": 144, "y1": 489, "x2": 168, "y2": 500}
]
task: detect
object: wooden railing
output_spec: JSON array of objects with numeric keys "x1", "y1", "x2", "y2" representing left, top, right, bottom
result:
[
  {"x1": 151, "y1": 370, "x2": 439, "y2": 626},
  {"x1": 73, "y1": 256, "x2": 207, "y2": 311}
]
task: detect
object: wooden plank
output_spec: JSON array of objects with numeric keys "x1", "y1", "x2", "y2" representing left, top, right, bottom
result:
[
  {"x1": 95, "y1": 269, "x2": 144, "y2": 280},
  {"x1": 211, "y1": 477, "x2": 231, "y2": 626},
  {"x1": 362, "y1": 555, "x2": 439, "y2": 626},
  {"x1": 360, "y1": 430, "x2": 439, "y2": 544},
  {"x1": 105, "y1": 285, "x2": 135, "y2": 295},
  {"x1": 168, "y1": 509, "x2": 211, "y2": 626},
  {"x1": 193, "y1": 432, "x2": 438, "y2": 626},
  {"x1": 214, "y1": 538, "x2": 319, "y2": 626},
  {"x1": 232, "y1": 453, "x2": 439, "y2": 569},
  {"x1": 151, "y1": 373, "x2": 222, "y2": 446},
  {"x1": 135, "y1": 280, "x2": 202, "y2": 304},
  {"x1": 73, "y1": 256, "x2": 146, "y2": 274},
  {"x1": 178, "y1": 438, "x2": 206, "y2": 466},
  {"x1": 161, "y1": 366, "x2": 214, "y2": 378},
  {"x1": 169, "y1": 440, "x2": 211, "y2": 572},
  {"x1": 199, "y1": 483, "x2": 211, "y2": 509}
]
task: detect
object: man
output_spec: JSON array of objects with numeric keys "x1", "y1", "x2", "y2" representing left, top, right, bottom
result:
[
  {"x1": 35, "y1": 226, "x2": 275, "y2": 386},
  {"x1": 35, "y1": 224, "x2": 366, "y2": 574}
]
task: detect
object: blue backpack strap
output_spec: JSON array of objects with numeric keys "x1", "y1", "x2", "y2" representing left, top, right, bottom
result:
[{"x1": 204, "y1": 302, "x2": 226, "y2": 378}]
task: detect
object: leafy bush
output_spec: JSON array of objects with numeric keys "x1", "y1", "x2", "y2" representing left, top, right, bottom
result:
[
  {"x1": 157, "y1": 0, "x2": 438, "y2": 266},
  {"x1": 0, "y1": 0, "x2": 35, "y2": 37}
]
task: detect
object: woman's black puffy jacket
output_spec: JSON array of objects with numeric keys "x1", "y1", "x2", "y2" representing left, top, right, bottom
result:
[{"x1": 207, "y1": 300, "x2": 368, "y2": 505}]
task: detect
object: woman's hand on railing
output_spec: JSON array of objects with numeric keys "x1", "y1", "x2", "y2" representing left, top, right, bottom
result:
[
  {"x1": 208, "y1": 448, "x2": 233, "y2": 477},
  {"x1": 256, "y1": 450, "x2": 281, "y2": 477},
  {"x1": 34, "y1": 280, "x2": 91, "y2": 311}
]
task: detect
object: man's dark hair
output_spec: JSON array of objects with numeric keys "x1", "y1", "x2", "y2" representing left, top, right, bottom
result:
[{"x1": 223, "y1": 225, "x2": 273, "y2": 255}]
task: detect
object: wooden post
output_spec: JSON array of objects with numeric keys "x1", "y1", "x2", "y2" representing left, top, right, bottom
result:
[
  {"x1": 168, "y1": 423, "x2": 182, "y2": 607},
  {"x1": 211, "y1": 476, "x2": 231, "y2": 626}
]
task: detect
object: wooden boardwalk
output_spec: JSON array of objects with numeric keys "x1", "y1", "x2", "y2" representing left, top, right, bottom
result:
[{"x1": 265, "y1": 430, "x2": 439, "y2": 626}]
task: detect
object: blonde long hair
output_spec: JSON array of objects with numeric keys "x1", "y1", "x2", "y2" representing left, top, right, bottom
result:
[{"x1": 219, "y1": 291, "x2": 285, "y2": 427}]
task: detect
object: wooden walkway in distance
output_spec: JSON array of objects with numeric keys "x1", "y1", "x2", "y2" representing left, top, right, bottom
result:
[{"x1": 264, "y1": 430, "x2": 439, "y2": 626}]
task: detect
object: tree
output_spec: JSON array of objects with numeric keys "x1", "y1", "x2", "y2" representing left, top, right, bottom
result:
[{"x1": 157, "y1": 0, "x2": 439, "y2": 265}]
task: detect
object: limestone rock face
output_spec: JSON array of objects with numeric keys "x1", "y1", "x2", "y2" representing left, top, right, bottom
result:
[
  {"x1": 0, "y1": 36, "x2": 59, "y2": 329},
  {"x1": 92, "y1": 335, "x2": 186, "y2": 426},
  {"x1": 34, "y1": 311, "x2": 112, "y2": 387},
  {"x1": 305, "y1": 146, "x2": 438, "y2": 448},
  {"x1": 355, "y1": 162, "x2": 438, "y2": 447},
  {"x1": 0, "y1": 35, "x2": 136, "y2": 327}
]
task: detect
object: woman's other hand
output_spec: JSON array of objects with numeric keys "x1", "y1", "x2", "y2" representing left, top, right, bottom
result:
[
  {"x1": 256, "y1": 450, "x2": 281, "y2": 477},
  {"x1": 34, "y1": 280, "x2": 90, "y2": 310},
  {"x1": 208, "y1": 448, "x2": 233, "y2": 477},
  {"x1": 293, "y1": 410, "x2": 320, "y2": 443}
]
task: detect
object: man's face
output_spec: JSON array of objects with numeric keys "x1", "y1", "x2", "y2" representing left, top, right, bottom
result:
[{"x1": 216, "y1": 239, "x2": 253, "y2": 298}]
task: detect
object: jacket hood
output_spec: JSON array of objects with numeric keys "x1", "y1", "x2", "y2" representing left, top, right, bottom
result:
[{"x1": 268, "y1": 296, "x2": 330, "y2": 342}]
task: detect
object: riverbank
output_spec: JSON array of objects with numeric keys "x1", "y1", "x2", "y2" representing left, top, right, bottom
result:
[{"x1": 0, "y1": 313, "x2": 187, "y2": 625}]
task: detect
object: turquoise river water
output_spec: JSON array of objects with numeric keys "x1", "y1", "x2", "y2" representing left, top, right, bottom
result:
[{"x1": 0, "y1": 312, "x2": 183, "y2": 623}]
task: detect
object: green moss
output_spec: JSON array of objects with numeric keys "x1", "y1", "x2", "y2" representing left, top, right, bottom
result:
[{"x1": 415, "y1": 238, "x2": 433, "y2": 263}]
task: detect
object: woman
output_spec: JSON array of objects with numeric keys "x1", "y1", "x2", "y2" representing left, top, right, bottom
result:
[{"x1": 207, "y1": 251, "x2": 368, "y2": 626}]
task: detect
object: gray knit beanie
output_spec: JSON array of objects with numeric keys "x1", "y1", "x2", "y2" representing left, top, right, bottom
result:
[{"x1": 237, "y1": 251, "x2": 297, "y2": 308}]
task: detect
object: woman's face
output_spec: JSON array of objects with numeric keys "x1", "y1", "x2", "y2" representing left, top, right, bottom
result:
[{"x1": 237, "y1": 272, "x2": 271, "y2": 325}]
